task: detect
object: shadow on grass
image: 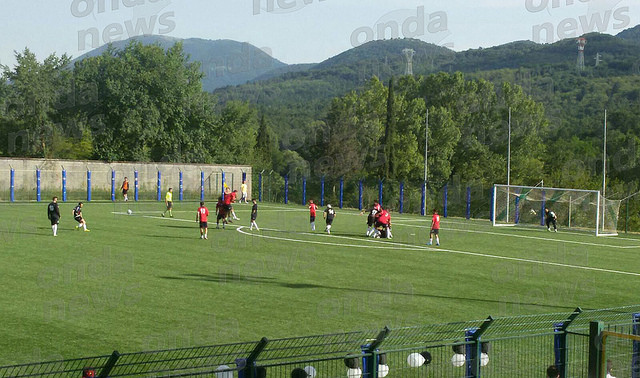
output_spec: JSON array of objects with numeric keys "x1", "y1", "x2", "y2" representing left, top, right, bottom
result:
[{"x1": 158, "y1": 273, "x2": 578, "y2": 311}]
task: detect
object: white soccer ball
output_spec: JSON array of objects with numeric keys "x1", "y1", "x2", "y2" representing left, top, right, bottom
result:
[
  {"x1": 451, "y1": 353, "x2": 466, "y2": 367},
  {"x1": 407, "y1": 352, "x2": 425, "y2": 367},
  {"x1": 347, "y1": 367, "x2": 362, "y2": 378},
  {"x1": 127, "y1": 209, "x2": 132, "y2": 215},
  {"x1": 378, "y1": 364, "x2": 390, "y2": 377},
  {"x1": 529, "y1": 209, "x2": 537, "y2": 216},
  {"x1": 481, "y1": 352, "x2": 489, "y2": 366},
  {"x1": 304, "y1": 366, "x2": 317, "y2": 378}
]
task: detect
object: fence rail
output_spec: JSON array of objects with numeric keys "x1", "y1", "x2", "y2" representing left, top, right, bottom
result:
[{"x1": 2, "y1": 305, "x2": 639, "y2": 377}]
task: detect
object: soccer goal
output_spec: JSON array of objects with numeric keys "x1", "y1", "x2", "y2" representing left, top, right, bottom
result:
[{"x1": 492, "y1": 184, "x2": 621, "y2": 236}]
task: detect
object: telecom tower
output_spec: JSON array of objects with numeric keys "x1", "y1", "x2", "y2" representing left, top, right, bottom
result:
[
  {"x1": 403, "y1": 48, "x2": 415, "y2": 76},
  {"x1": 577, "y1": 37, "x2": 586, "y2": 70}
]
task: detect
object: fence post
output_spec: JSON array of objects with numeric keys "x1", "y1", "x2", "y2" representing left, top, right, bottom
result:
[
  {"x1": 588, "y1": 321, "x2": 604, "y2": 378},
  {"x1": 554, "y1": 308, "x2": 582, "y2": 378},
  {"x1": 156, "y1": 170, "x2": 161, "y2": 201},
  {"x1": 626, "y1": 199, "x2": 630, "y2": 234},
  {"x1": 358, "y1": 179, "x2": 363, "y2": 211},
  {"x1": 221, "y1": 171, "x2": 226, "y2": 201},
  {"x1": 134, "y1": 170, "x2": 139, "y2": 201},
  {"x1": 339, "y1": 177, "x2": 344, "y2": 209},
  {"x1": 540, "y1": 190, "x2": 546, "y2": 226},
  {"x1": 633, "y1": 313, "x2": 640, "y2": 378},
  {"x1": 466, "y1": 186, "x2": 471, "y2": 219},
  {"x1": 200, "y1": 171, "x2": 205, "y2": 201},
  {"x1": 378, "y1": 179, "x2": 383, "y2": 207},
  {"x1": 62, "y1": 168, "x2": 67, "y2": 202},
  {"x1": 362, "y1": 327, "x2": 390, "y2": 378},
  {"x1": 36, "y1": 168, "x2": 42, "y2": 202},
  {"x1": 179, "y1": 171, "x2": 184, "y2": 201},
  {"x1": 111, "y1": 169, "x2": 116, "y2": 202},
  {"x1": 284, "y1": 174, "x2": 289, "y2": 204},
  {"x1": 443, "y1": 184, "x2": 448, "y2": 217},
  {"x1": 465, "y1": 316, "x2": 494, "y2": 378},
  {"x1": 237, "y1": 337, "x2": 269, "y2": 378},
  {"x1": 399, "y1": 181, "x2": 404, "y2": 214},
  {"x1": 490, "y1": 186, "x2": 494, "y2": 222},
  {"x1": 302, "y1": 176, "x2": 307, "y2": 206},
  {"x1": 421, "y1": 181, "x2": 426, "y2": 216},
  {"x1": 97, "y1": 350, "x2": 121, "y2": 378},
  {"x1": 258, "y1": 172, "x2": 263, "y2": 202},
  {"x1": 321, "y1": 176, "x2": 325, "y2": 206},
  {"x1": 10, "y1": 168, "x2": 15, "y2": 202},
  {"x1": 87, "y1": 169, "x2": 92, "y2": 202}
]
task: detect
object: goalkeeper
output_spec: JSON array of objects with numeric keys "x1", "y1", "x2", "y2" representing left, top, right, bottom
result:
[{"x1": 544, "y1": 208, "x2": 557, "y2": 232}]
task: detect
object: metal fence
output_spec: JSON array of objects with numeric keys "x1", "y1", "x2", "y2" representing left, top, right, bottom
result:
[{"x1": 2, "y1": 305, "x2": 639, "y2": 377}]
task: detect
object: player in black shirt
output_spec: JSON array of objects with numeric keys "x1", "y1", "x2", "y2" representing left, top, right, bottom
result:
[
  {"x1": 250, "y1": 199, "x2": 259, "y2": 231},
  {"x1": 323, "y1": 204, "x2": 336, "y2": 234},
  {"x1": 47, "y1": 196, "x2": 61, "y2": 236},
  {"x1": 545, "y1": 208, "x2": 557, "y2": 232},
  {"x1": 73, "y1": 202, "x2": 90, "y2": 232}
]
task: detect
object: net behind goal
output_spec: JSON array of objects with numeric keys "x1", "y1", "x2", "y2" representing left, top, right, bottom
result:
[{"x1": 492, "y1": 184, "x2": 621, "y2": 236}]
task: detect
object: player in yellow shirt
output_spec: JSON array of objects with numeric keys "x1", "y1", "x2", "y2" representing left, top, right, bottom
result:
[
  {"x1": 240, "y1": 181, "x2": 248, "y2": 203},
  {"x1": 161, "y1": 188, "x2": 173, "y2": 218}
]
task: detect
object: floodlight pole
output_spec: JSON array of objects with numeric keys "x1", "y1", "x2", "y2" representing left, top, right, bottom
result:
[
  {"x1": 506, "y1": 107, "x2": 511, "y2": 221},
  {"x1": 602, "y1": 109, "x2": 607, "y2": 231},
  {"x1": 424, "y1": 107, "x2": 429, "y2": 216}
]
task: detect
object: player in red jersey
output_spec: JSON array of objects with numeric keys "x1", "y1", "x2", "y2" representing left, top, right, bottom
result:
[
  {"x1": 308, "y1": 199, "x2": 319, "y2": 231},
  {"x1": 374, "y1": 208, "x2": 392, "y2": 239},
  {"x1": 196, "y1": 201, "x2": 209, "y2": 239},
  {"x1": 427, "y1": 208, "x2": 440, "y2": 246}
]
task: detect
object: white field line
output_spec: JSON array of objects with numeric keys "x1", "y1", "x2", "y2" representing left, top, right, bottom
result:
[
  {"x1": 234, "y1": 227, "x2": 640, "y2": 277},
  {"x1": 393, "y1": 222, "x2": 640, "y2": 250}
]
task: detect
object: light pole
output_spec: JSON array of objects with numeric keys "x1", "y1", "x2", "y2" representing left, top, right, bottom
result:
[{"x1": 424, "y1": 107, "x2": 429, "y2": 216}]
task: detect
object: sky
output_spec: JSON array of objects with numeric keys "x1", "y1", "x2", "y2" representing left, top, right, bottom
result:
[{"x1": 1, "y1": 0, "x2": 639, "y2": 68}]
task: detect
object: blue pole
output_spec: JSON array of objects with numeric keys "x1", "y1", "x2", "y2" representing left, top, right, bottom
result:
[
  {"x1": 358, "y1": 179, "x2": 363, "y2": 211},
  {"x1": 62, "y1": 169, "x2": 67, "y2": 202},
  {"x1": 302, "y1": 177, "x2": 307, "y2": 206},
  {"x1": 221, "y1": 172, "x2": 226, "y2": 201},
  {"x1": 399, "y1": 181, "x2": 404, "y2": 214},
  {"x1": 490, "y1": 186, "x2": 495, "y2": 222},
  {"x1": 258, "y1": 172, "x2": 263, "y2": 202},
  {"x1": 179, "y1": 171, "x2": 184, "y2": 201},
  {"x1": 36, "y1": 169, "x2": 41, "y2": 202},
  {"x1": 10, "y1": 169, "x2": 15, "y2": 202},
  {"x1": 200, "y1": 171, "x2": 205, "y2": 201},
  {"x1": 321, "y1": 176, "x2": 325, "y2": 206},
  {"x1": 540, "y1": 190, "x2": 546, "y2": 225},
  {"x1": 632, "y1": 313, "x2": 639, "y2": 378},
  {"x1": 111, "y1": 170, "x2": 115, "y2": 202},
  {"x1": 87, "y1": 170, "x2": 92, "y2": 201},
  {"x1": 465, "y1": 328, "x2": 478, "y2": 378},
  {"x1": 284, "y1": 174, "x2": 289, "y2": 204},
  {"x1": 466, "y1": 186, "x2": 471, "y2": 219},
  {"x1": 443, "y1": 184, "x2": 448, "y2": 217},
  {"x1": 339, "y1": 177, "x2": 344, "y2": 209},
  {"x1": 553, "y1": 322, "x2": 566, "y2": 378},
  {"x1": 515, "y1": 196, "x2": 520, "y2": 224},
  {"x1": 378, "y1": 179, "x2": 383, "y2": 207},
  {"x1": 156, "y1": 171, "x2": 161, "y2": 201},
  {"x1": 242, "y1": 172, "x2": 247, "y2": 183},
  {"x1": 421, "y1": 181, "x2": 426, "y2": 216},
  {"x1": 134, "y1": 170, "x2": 139, "y2": 201}
]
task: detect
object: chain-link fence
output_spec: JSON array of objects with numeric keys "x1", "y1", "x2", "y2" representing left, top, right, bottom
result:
[{"x1": 2, "y1": 305, "x2": 638, "y2": 377}]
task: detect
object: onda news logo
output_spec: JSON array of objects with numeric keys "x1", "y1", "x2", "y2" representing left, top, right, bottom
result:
[{"x1": 252, "y1": 0, "x2": 327, "y2": 15}]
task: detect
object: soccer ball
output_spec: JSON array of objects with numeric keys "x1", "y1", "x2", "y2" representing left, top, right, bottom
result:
[
  {"x1": 127, "y1": 209, "x2": 133, "y2": 215},
  {"x1": 529, "y1": 209, "x2": 537, "y2": 216}
]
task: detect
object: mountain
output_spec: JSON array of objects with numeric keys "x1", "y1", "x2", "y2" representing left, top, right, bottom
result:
[
  {"x1": 617, "y1": 24, "x2": 640, "y2": 42},
  {"x1": 72, "y1": 35, "x2": 289, "y2": 91}
]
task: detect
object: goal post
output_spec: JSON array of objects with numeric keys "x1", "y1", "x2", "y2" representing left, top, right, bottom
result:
[{"x1": 492, "y1": 184, "x2": 621, "y2": 236}]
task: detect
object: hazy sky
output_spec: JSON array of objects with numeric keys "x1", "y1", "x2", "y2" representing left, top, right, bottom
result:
[{"x1": 1, "y1": 0, "x2": 639, "y2": 68}]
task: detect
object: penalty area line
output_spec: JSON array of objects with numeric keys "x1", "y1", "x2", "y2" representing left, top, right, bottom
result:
[{"x1": 236, "y1": 227, "x2": 640, "y2": 278}]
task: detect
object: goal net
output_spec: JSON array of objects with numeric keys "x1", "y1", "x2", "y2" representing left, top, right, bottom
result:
[{"x1": 492, "y1": 184, "x2": 621, "y2": 236}]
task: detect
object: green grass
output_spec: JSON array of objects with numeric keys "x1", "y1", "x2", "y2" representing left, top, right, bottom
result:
[{"x1": 1, "y1": 200, "x2": 639, "y2": 365}]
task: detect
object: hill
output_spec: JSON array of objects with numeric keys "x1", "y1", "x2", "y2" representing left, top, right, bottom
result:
[{"x1": 72, "y1": 35, "x2": 289, "y2": 91}]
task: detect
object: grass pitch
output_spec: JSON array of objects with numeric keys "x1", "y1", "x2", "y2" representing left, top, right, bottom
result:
[{"x1": 1, "y1": 200, "x2": 639, "y2": 365}]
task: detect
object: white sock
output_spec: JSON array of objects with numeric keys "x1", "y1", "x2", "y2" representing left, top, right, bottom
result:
[
  {"x1": 311, "y1": 222, "x2": 315, "y2": 230},
  {"x1": 52, "y1": 224, "x2": 57, "y2": 236},
  {"x1": 83, "y1": 223, "x2": 87, "y2": 231}
]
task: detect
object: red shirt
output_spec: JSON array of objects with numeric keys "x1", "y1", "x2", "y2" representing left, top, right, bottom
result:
[
  {"x1": 431, "y1": 213, "x2": 440, "y2": 229},
  {"x1": 230, "y1": 192, "x2": 237, "y2": 202},
  {"x1": 377, "y1": 210, "x2": 390, "y2": 225},
  {"x1": 309, "y1": 203, "x2": 318, "y2": 216},
  {"x1": 223, "y1": 193, "x2": 232, "y2": 205},
  {"x1": 373, "y1": 203, "x2": 382, "y2": 212},
  {"x1": 197, "y1": 206, "x2": 209, "y2": 222}
]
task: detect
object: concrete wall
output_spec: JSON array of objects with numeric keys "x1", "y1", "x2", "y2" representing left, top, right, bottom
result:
[{"x1": 0, "y1": 158, "x2": 251, "y2": 201}]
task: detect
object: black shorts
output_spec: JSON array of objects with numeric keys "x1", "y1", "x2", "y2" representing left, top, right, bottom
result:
[
  {"x1": 224, "y1": 204, "x2": 232, "y2": 211},
  {"x1": 326, "y1": 218, "x2": 334, "y2": 225},
  {"x1": 50, "y1": 217, "x2": 59, "y2": 226},
  {"x1": 251, "y1": 214, "x2": 257, "y2": 221},
  {"x1": 74, "y1": 216, "x2": 83, "y2": 223},
  {"x1": 310, "y1": 215, "x2": 316, "y2": 222},
  {"x1": 375, "y1": 221, "x2": 388, "y2": 229},
  {"x1": 367, "y1": 214, "x2": 375, "y2": 227},
  {"x1": 431, "y1": 228, "x2": 439, "y2": 235},
  {"x1": 166, "y1": 201, "x2": 173, "y2": 209},
  {"x1": 199, "y1": 221, "x2": 208, "y2": 228},
  {"x1": 122, "y1": 189, "x2": 128, "y2": 195}
]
